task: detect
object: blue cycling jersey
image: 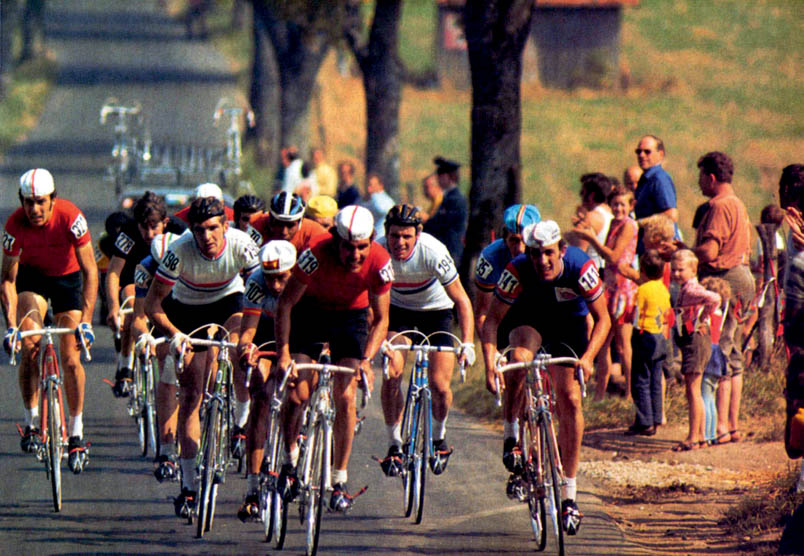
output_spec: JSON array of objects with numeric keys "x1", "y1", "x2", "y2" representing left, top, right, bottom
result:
[{"x1": 474, "y1": 239, "x2": 512, "y2": 292}]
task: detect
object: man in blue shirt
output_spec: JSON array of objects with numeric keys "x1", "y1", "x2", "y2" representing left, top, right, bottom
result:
[
  {"x1": 423, "y1": 157, "x2": 468, "y2": 266},
  {"x1": 633, "y1": 135, "x2": 680, "y2": 245},
  {"x1": 361, "y1": 173, "x2": 395, "y2": 239}
]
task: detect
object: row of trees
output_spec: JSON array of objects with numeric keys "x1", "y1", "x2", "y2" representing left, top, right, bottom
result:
[
  {"x1": 0, "y1": 0, "x2": 46, "y2": 99},
  {"x1": 246, "y1": 0, "x2": 534, "y2": 281}
]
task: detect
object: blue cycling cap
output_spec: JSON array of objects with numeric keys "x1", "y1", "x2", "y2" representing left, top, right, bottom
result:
[{"x1": 503, "y1": 204, "x2": 541, "y2": 235}]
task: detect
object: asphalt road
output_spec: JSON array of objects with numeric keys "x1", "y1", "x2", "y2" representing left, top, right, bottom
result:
[{"x1": 0, "y1": 2, "x2": 645, "y2": 554}]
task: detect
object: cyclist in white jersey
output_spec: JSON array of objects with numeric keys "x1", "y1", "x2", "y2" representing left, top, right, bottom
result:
[
  {"x1": 377, "y1": 204, "x2": 475, "y2": 476},
  {"x1": 144, "y1": 197, "x2": 258, "y2": 518}
]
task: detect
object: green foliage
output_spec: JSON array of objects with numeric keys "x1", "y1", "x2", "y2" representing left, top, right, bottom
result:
[{"x1": 0, "y1": 56, "x2": 55, "y2": 154}]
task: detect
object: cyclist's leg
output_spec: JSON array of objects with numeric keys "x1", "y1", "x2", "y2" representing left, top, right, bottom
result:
[
  {"x1": 380, "y1": 331, "x2": 410, "y2": 439},
  {"x1": 332, "y1": 361, "x2": 359, "y2": 472},
  {"x1": 502, "y1": 326, "x2": 541, "y2": 472},
  {"x1": 282, "y1": 353, "x2": 313, "y2": 458},
  {"x1": 246, "y1": 358, "x2": 272, "y2": 476},
  {"x1": 156, "y1": 344, "x2": 179, "y2": 446},
  {"x1": 119, "y1": 284, "x2": 136, "y2": 366},
  {"x1": 177, "y1": 351, "x2": 207, "y2": 489},
  {"x1": 55, "y1": 309, "x2": 86, "y2": 433},
  {"x1": 16, "y1": 292, "x2": 47, "y2": 440},
  {"x1": 224, "y1": 313, "x2": 250, "y2": 452}
]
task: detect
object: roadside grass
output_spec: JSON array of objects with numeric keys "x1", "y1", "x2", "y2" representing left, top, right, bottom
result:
[{"x1": 0, "y1": 55, "x2": 56, "y2": 156}]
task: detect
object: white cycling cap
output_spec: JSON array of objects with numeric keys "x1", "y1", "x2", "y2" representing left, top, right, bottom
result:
[
  {"x1": 19, "y1": 168, "x2": 55, "y2": 197},
  {"x1": 194, "y1": 182, "x2": 223, "y2": 200},
  {"x1": 260, "y1": 240, "x2": 297, "y2": 274},
  {"x1": 335, "y1": 205, "x2": 374, "y2": 242},
  {"x1": 150, "y1": 232, "x2": 183, "y2": 261},
  {"x1": 524, "y1": 220, "x2": 562, "y2": 248}
]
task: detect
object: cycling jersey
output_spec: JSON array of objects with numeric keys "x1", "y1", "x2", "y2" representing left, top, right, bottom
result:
[
  {"x1": 110, "y1": 220, "x2": 151, "y2": 287},
  {"x1": 3, "y1": 198, "x2": 90, "y2": 277},
  {"x1": 134, "y1": 254, "x2": 159, "y2": 298},
  {"x1": 494, "y1": 245, "x2": 602, "y2": 318},
  {"x1": 474, "y1": 238, "x2": 512, "y2": 292},
  {"x1": 155, "y1": 228, "x2": 259, "y2": 305},
  {"x1": 293, "y1": 233, "x2": 393, "y2": 311},
  {"x1": 247, "y1": 214, "x2": 325, "y2": 251},
  {"x1": 242, "y1": 269, "x2": 280, "y2": 320},
  {"x1": 378, "y1": 232, "x2": 457, "y2": 311}
]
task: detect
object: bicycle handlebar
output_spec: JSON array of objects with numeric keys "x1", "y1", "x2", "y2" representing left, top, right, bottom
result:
[
  {"x1": 380, "y1": 340, "x2": 468, "y2": 383},
  {"x1": 493, "y1": 356, "x2": 585, "y2": 407},
  {"x1": 99, "y1": 102, "x2": 141, "y2": 125},
  {"x1": 291, "y1": 362, "x2": 371, "y2": 407},
  {"x1": 175, "y1": 337, "x2": 236, "y2": 374},
  {"x1": 242, "y1": 350, "x2": 276, "y2": 389},
  {"x1": 10, "y1": 327, "x2": 91, "y2": 366}
]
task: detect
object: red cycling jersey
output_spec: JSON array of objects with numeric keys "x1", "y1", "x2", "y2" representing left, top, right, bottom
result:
[
  {"x1": 174, "y1": 204, "x2": 235, "y2": 224},
  {"x1": 3, "y1": 198, "x2": 91, "y2": 276},
  {"x1": 249, "y1": 214, "x2": 326, "y2": 252},
  {"x1": 293, "y1": 233, "x2": 393, "y2": 311}
]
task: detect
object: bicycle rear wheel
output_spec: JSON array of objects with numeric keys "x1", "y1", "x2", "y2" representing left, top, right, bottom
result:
[
  {"x1": 414, "y1": 398, "x2": 429, "y2": 525},
  {"x1": 522, "y1": 417, "x2": 546, "y2": 550},
  {"x1": 196, "y1": 401, "x2": 219, "y2": 538},
  {"x1": 47, "y1": 381, "x2": 63, "y2": 513},
  {"x1": 541, "y1": 417, "x2": 564, "y2": 556},
  {"x1": 132, "y1": 360, "x2": 147, "y2": 456},
  {"x1": 305, "y1": 422, "x2": 327, "y2": 556}
]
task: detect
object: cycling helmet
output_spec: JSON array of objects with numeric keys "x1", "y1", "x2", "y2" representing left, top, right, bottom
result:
[
  {"x1": 233, "y1": 194, "x2": 265, "y2": 216},
  {"x1": 523, "y1": 220, "x2": 561, "y2": 249},
  {"x1": 187, "y1": 197, "x2": 226, "y2": 224},
  {"x1": 269, "y1": 191, "x2": 305, "y2": 222},
  {"x1": 19, "y1": 168, "x2": 55, "y2": 197},
  {"x1": 150, "y1": 232, "x2": 182, "y2": 261},
  {"x1": 384, "y1": 204, "x2": 421, "y2": 232},
  {"x1": 335, "y1": 205, "x2": 374, "y2": 241},
  {"x1": 194, "y1": 182, "x2": 223, "y2": 200},
  {"x1": 260, "y1": 240, "x2": 297, "y2": 274},
  {"x1": 503, "y1": 204, "x2": 541, "y2": 235},
  {"x1": 306, "y1": 195, "x2": 338, "y2": 219}
]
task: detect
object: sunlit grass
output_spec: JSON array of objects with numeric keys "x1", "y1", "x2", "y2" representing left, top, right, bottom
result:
[{"x1": 0, "y1": 55, "x2": 56, "y2": 155}]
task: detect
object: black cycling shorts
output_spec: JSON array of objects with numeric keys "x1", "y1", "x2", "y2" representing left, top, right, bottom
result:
[
  {"x1": 388, "y1": 305, "x2": 454, "y2": 347},
  {"x1": 499, "y1": 302, "x2": 589, "y2": 364},
  {"x1": 163, "y1": 292, "x2": 243, "y2": 350},
  {"x1": 288, "y1": 298, "x2": 368, "y2": 362},
  {"x1": 16, "y1": 266, "x2": 83, "y2": 314}
]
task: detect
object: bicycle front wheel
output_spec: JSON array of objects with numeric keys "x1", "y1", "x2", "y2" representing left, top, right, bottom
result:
[
  {"x1": 414, "y1": 398, "x2": 429, "y2": 525},
  {"x1": 144, "y1": 358, "x2": 159, "y2": 457},
  {"x1": 265, "y1": 411, "x2": 285, "y2": 544},
  {"x1": 305, "y1": 422, "x2": 327, "y2": 556},
  {"x1": 196, "y1": 401, "x2": 220, "y2": 538},
  {"x1": 401, "y1": 393, "x2": 418, "y2": 518},
  {"x1": 132, "y1": 360, "x2": 147, "y2": 456},
  {"x1": 522, "y1": 417, "x2": 546, "y2": 550},
  {"x1": 47, "y1": 381, "x2": 63, "y2": 513},
  {"x1": 542, "y1": 417, "x2": 564, "y2": 556}
]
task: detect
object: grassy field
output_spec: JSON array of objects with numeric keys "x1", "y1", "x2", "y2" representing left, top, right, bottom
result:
[{"x1": 0, "y1": 55, "x2": 56, "y2": 158}]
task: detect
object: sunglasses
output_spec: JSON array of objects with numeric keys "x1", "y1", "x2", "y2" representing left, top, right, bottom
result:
[{"x1": 635, "y1": 148, "x2": 652, "y2": 155}]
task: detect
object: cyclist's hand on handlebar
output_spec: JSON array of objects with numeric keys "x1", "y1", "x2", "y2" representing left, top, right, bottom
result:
[
  {"x1": 577, "y1": 355, "x2": 594, "y2": 382},
  {"x1": 485, "y1": 368, "x2": 504, "y2": 395},
  {"x1": 106, "y1": 308, "x2": 119, "y2": 331},
  {"x1": 76, "y1": 323, "x2": 95, "y2": 348},
  {"x1": 3, "y1": 327, "x2": 20, "y2": 355},
  {"x1": 459, "y1": 342, "x2": 476, "y2": 367},
  {"x1": 238, "y1": 342, "x2": 257, "y2": 367},
  {"x1": 359, "y1": 358, "x2": 374, "y2": 393},
  {"x1": 135, "y1": 333, "x2": 156, "y2": 354},
  {"x1": 169, "y1": 332, "x2": 190, "y2": 359}
]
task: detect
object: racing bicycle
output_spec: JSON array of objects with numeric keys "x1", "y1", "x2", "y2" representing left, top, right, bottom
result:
[{"x1": 100, "y1": 98, "x2": 143, "y2": 196}]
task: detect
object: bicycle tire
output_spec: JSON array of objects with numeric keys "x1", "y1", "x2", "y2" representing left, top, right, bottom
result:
[
  {"x1": 196, "y1": 401, "x2": 219, "y2": 538},
  {"x1": 414, "y1": 397, "x2": 428, "y2": 525},
  {"x1": 47, "y1": 380, "x2": 63, "y2": 513},
  {"x1": 133, "y1": 360, "x2": 147, "y2": 456},
  {"x1": 144, "y1": 357, "x2": 159, "y2": 457},
  {"x1": 522, "y1": 417, "x2": 546, "y2": 550},
  {"x1": 265, "y1": 410, "x2": 284, "y2": 543},
  {"x1": 542, "y1": 417, "x2": 564, "y2": 556},
  {"x1": 401, "y1": 389, "x2": 417, "y2": 518},
  {"x1": 305, "y1": 421, "x2": 326, "y2": 556}
]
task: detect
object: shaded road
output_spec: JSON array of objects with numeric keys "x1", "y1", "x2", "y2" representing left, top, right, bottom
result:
[{"x1": 0, "y1": 1, "x2": 644, "y2": 554}]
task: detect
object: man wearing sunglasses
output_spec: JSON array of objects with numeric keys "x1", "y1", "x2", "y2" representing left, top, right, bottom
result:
[{"x1": 633, "y1": 135, "x2": 679, "y2": 243}]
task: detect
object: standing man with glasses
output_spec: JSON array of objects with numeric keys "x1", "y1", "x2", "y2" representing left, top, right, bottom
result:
[{"x1": 633, "y1": 135, "x2": 680, "y2": 244}]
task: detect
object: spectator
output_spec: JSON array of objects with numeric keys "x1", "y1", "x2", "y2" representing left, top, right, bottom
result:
[
  {"x1": 633, "y1": 135, "x2": 680, "y2": 246},
  {"x1": 670, "y1": 249, "x2": 721, "y2": 451},
  {"x1": 693, "y1": 151, "x2": 754, "y2": 445},
  {"x1": 419, "y1": 173, "x2": 442, "y2": 223},
  {"x1": 295, "y1": 161, "x2": 318, "y2": 202},
  {"x1": 700, "y1": 276, "x2": 730, "y2": 445},
  {"x1": 305, "y1": 195, "x2": 338, "y2": 229},
  {"x1": 311, "y1": 147, "x2": 337, "y2": 198},
  {"x1": 423, "y1": 157, "x2": 468, "y2": 267},
  {"x1": 627, "y1": 249, "x2": 670, "y2": 436},
  {"x1": 571, "y1": 173, "x2": 613, "y2": 271},
  {"x1": 361, "y1": 173, "x2": 395, "y2": 239},
  {"x1": 780, "y1": 163, "x2": 804, "y2": 255},
  {"x1": 281, "y1": 146, "x2": 303, "y2": 195},
  {"x1": 623, "y1": 165, "x2": 642, "y2": 194},
  {"x1": 336, "y1": 160, "x2": 361, "y2": 208}
]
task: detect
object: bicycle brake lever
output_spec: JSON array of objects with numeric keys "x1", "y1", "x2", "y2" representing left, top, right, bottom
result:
[
  {"x1": 495, "y1": 376, "x2": 502, "y2": 407},
  {"x1": 576, "y1": 366, "x2": 587, "y2": 398},
  {"x1": 244, "y1": 365, "x2": 253, "y2": 389}
]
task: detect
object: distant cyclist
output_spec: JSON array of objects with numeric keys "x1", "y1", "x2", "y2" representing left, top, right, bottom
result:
[
  {"x1": 235, "y1": 240, "x2": 296, "y2": 521},
  {"x1": 233, "y1": 194, "x2": 265, "y2": 244},
  {"x1": 275, "y1": 205, "x2": 393, "y2": 512},
  {"x1": 1, "y1": 169, "x2": 97, "y2": 473},
  {"x1": 145, "y1": 197, "x2": 258, "y2": 518},
  {"x1": 377, "y1": 204, "x2": 475, "y2": 477},
  {"x1": 481, "y1": 220, "x2": 611, "y2": 536},
  {"x1": 246, "y1": 191, "x2": 325, "y2": 251}
]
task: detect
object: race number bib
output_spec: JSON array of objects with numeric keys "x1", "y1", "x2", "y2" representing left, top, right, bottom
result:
[
  {"x1": 70, "y1": 214, "x2": 88, "y2": 240},
  {"x1": 297, "y1": 248, "x2": 319, "y2": 275},
  {"x1": 114, "y1": 232, "x2": 135, "y2": 255},
  {"x1": 577, "y1": 263, "x2": 601, "y2": 294},
  {"x1": 474, "y1": 255, "x2": 493, "y2": 281},
  {"x1": 161, "y1": 250, "x2": 180, "y2": 272},
  {"x1": 378, "y1": 260, "x2": 394, "y2": 284},
  {"x1": 2, "y1": 231, "x2": 16, "y2": 252},
  {"x1": 134, "y1": 264, "x2": 152, "y2": 289},
  {"x1": 244, "y1": 280, "x2": 266, "y2": 305},
  {"x1": 497, "y1": 268, "x2": 519, "y2": 295}
]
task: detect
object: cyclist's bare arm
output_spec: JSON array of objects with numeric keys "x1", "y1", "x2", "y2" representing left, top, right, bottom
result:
[
  {"x1": 144, "y1": 278, "x2": 179, "y2": 338},
  {"x1": 274, "y1": 276, "x2": 307, "y2": 367},
  {"x1": 75, "y1": 242, "x2": 98, "y2": 323},
  {"x1": 444, "y1": 278, "x2": 474, "y2": 347},
  {"x1": 579, "y1": 294, "x2": 611, "y2": 379},
  {"x1": 105, "y1": 255, "x2": 126, "y2": 328},
  {"x1": 480, "y1": 296, "x2": 511, "y2": 393},
  {"x1": 0, "y1": 254, "x2": 20, "y2": 328},
  {"x1": 473, "y1": 288, "x2": 493, "y2": 337},
  {"x1": 360, "y1": 290, "x2": 390, "y2": 390},
  {"x1": 237, "y1": 310, "x2": 261, "y2": 364},
  {"x1": 131, "y1": 296, "x2": 150, "y2": 338}
]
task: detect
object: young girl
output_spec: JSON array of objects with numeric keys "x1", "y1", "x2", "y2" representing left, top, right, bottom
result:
[
  {"x1": 576, "y1": 184, "x2": 638, "y2": 400},
  {"x1": 671, "y1": 250, "x2": 722, "y2": 451},
  {"x1": 700, "y1": 276, "x2": 731, "y2": 445}
]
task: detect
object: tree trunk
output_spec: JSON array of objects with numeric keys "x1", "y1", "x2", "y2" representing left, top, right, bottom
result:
[
  {"x1": 249, "y1": 1, "x2": 280, "y2": 168},
  {"x1": 0, "y1": 0, "x2": 19, "y2": 99},
  {"x1": 756, "y1": 223, "x2": 780, "y2": 369},
  {"x1": 461, "y1": 0, "x2": 534, "y2": 283},
  {"x1": 348, "y1": 0, "x2": 403, "y2": 199}
]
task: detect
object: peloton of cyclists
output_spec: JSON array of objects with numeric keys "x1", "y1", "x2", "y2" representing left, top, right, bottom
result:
[
  {"x1": 2, "y1": 168, "x2": 97, "y2": 474},
  {"x1": 246, "y1": 191, "x2": 326, "y2": 250}
]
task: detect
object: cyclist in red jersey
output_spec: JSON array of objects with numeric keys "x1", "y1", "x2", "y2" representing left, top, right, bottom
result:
[
  {"x1": 275, "y1": 205, "x2": 393, "y2": 512},
  {"x1": 1, "y1": 169, "x2": 97, "y2": 474},
  {"x1": 247, "y1": 191, "x2": 326, "y2": 251}
]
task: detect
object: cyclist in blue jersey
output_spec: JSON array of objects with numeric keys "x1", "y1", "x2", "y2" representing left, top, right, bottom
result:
[{"x1": 481, "y1": 220, "x2": 611, "y2": 536}]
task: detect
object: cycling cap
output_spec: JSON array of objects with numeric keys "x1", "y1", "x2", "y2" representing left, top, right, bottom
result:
[
  {"x1": 233, "y1": 194, "x2": 265, "y2": 215},
  {"x1": 335, "y1": 205, "x2": 374, "y2": 241},
  {"x1": 504, "y1": 204, "x2": 541, "y2": 235},
  {"x1": 306, "y1": 195, "x2": 338, "y2": 219},
  {"x1": 384, "y1": 204, "x2": 421, "y2": 231},
  {"x1": 524, "y1": 220, "x2": 561, "y2": 248},
  {"x1": 19, "y1": 168, "x2": 55, "y2": 197},
  {"x1": 269, "y1": 191, "x2": 305, "y2": 222},
  {"x1": 260, "y1": 240, "x2": 297, "y2": 274},
  {"x1": 150, "y1": 232, "x2": 182, "y2": 261},
  {"x1": 194, "y1": 182, "x2": 223, "y2": 200}
]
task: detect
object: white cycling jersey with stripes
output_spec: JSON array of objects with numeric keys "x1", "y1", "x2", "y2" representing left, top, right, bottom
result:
[{"x1": 155, "y1": 227, "x2": 259, "y2": 305}]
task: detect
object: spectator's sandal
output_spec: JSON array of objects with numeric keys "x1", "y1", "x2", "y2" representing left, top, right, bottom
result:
[{"x1": 672, "y1": 441, "x2": 699, "y2": 452}]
